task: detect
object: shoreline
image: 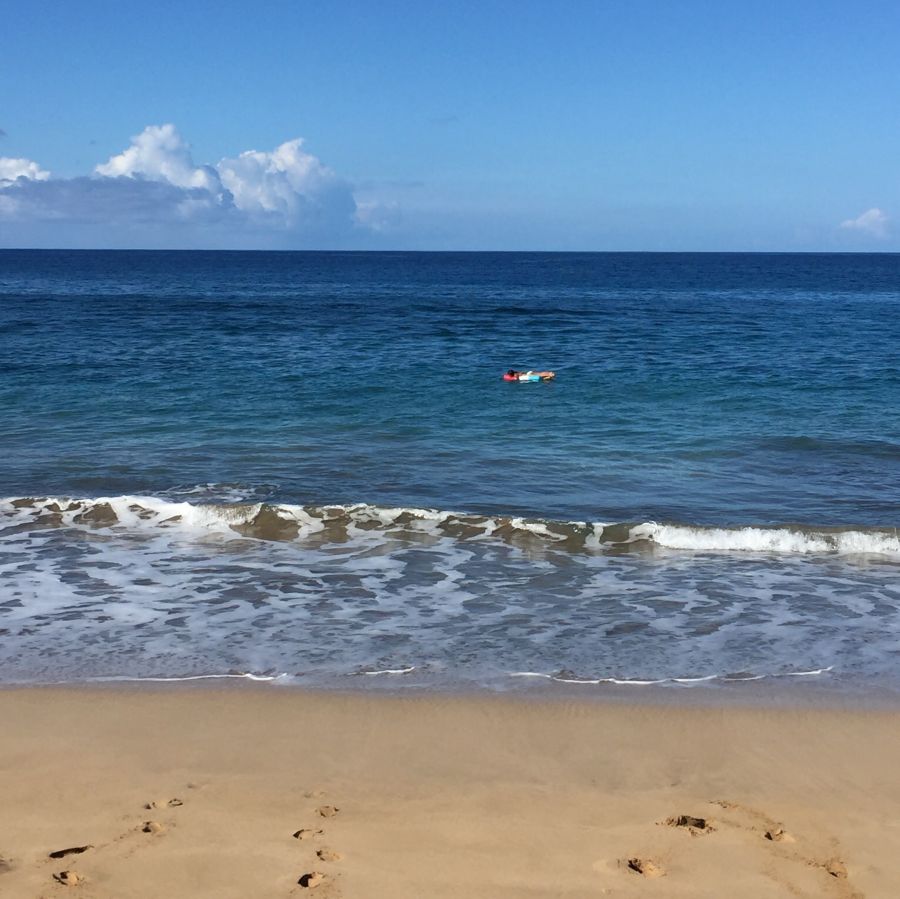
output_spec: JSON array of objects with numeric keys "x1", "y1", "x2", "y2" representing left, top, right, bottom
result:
[
  {"x1": 5, "y1": 494, "x2": 898, "y2": 695},
  {"x1": 2, "y1": 684, "x2": 896, "y2": 897},
  {"x1": 4, "y1": 669, "x2": 900, "y2": 712}
]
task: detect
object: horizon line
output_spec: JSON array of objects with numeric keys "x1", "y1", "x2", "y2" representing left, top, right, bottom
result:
[{"x1": 1, "y1": 247, "x2": 899, "y2": 256}]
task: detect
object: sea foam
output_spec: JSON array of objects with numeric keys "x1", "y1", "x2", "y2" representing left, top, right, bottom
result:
[
  {"x1": 2, "y1": 495, "x2": 898, "y2": 557},
  {"x1": 2, "y1": 494, "x2": 898, "y2": 691}
]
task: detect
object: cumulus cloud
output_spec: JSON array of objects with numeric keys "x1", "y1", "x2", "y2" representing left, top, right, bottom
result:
[
  {"x1": 0, "y1": 124, "x2": 364, "y2": 246},
  {"x1": 0, "y1": 156, "x2": 50, "y2": 183},
  {"x1": 217, "y1": 138, "x2": 356, "y2": 229},
  {"x1": 95, "y1": 123, "x2": 220, "y2": 193},
  {"x1": 840, "y1": 207, "x2": 889, "y2": 238}
]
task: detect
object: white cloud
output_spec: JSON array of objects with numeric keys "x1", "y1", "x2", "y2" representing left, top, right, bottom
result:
[
  {"x1": 0, "y1": 124, "x2": 362, "y2": 246},
  {"x1": 0, "y1": 156, "x2": 50, "y2": 183},
  {"x1": 95, "y1": 124, "x2": 220, "y2": 193},
  {"x1": 218, "y1": 138, "x2": 346, "y2": 219},
  {"x1": 840, "y1": 207, "x2": 889, "y2": 238}
]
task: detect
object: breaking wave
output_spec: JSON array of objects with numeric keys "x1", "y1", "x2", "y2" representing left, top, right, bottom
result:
[
  {"x1": 3, "y1": 490, "x2": 900, "y2": 693},
  {"x1": 2, "y1": 495, "x2": 898, "y2": 557}
]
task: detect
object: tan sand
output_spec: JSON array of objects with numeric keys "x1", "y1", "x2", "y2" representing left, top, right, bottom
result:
[{"x1": 1, "y1": 686, "x2": 897, "y2": 898}]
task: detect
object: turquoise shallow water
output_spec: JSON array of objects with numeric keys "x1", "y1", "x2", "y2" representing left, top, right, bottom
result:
[{"x1": 0, "y1": 250, "x2": 898, "y2": 689}]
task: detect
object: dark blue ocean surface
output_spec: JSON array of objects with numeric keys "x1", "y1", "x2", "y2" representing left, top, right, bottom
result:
[
  {"x1": 1, "y1": 249, "x2": 898, "y2": 522},
  {"x1": 0, "y1": 250, "x2": 898, "y2": 690}
]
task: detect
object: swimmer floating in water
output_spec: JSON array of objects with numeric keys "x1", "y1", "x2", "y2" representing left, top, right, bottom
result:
[{"x1": 504, "y1": 369, "x2": 556, "y2": 382}]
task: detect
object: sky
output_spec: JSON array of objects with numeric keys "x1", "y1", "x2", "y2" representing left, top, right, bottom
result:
[{"x1": 1, "y1": 0, "x2": 899, "y2": 251}]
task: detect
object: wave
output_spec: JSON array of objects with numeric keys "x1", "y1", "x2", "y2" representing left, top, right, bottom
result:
[
  {"x1": 759, "y1": 435, "x2": 900, "y2": 459},
  {"x1": 2, "y1": 495, "x2": 899, "y2": 557},
  {"x1": 510, "y1": 666, "x2": 834, "y2": 685},
  {"x1": 629, "y1": 522, "x2": 900, "y2": 555},
  {"x1": 29, "y1": 665, "x2": 834, "y2": 689}
]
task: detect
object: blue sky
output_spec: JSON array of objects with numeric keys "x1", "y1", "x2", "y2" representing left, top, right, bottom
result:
[{"x1": 2, "y1": 0, "x2": 899, "y2": 250}]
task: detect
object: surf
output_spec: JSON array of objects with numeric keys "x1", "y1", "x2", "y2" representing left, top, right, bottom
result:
[{"x1": 3, "y1": 495, "x2": 898, "y2": 558}]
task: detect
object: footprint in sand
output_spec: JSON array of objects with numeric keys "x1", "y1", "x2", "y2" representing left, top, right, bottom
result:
[
  {"x1": 144, "y1": 797, "x2": 184, "y2": 810},
  {"x1": 0, "y1": 855, "x2": 13, "y2": 874},
  {"x1": 710, "y1": 800, "x2": 857, "y2": 897},
  {"x1": 38, "y1": 790, "x2": 186, "y2": 877},
  {"x1": 298, "y1": 871, "x2": 327, "y2": 889},
  {"x1": 663, "y1": 814, "x2": 714, "y2": 835},
  {"x1": 293, "y1": 829, "x2": 324, "y2": 840},
  {"x1": 620, "y1": 803, "x2": 859, "y2": 898},
  {"x1": 713, "y1": 800, "x2": 805, "y2": 850},
  {"x1": 712, "y1": 799, "x2": 787, "y2": 837},
  {"x1": 293, "y1": 800, "x2": 343, "y2": 889},
  {"x1": 625, "y1": 857, "x2": 665, "y2": 878},
  {"x1": 810, "y1": 857, "x2": 848, "y2": 880},
  {"x1": 765, "y1": 827, "x2": 796, "y2": 843},
  {"x1": 48, "y1": 845, "x2": 93, "y2": 859}
]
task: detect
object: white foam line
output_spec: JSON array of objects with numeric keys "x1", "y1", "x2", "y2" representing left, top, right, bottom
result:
[
  {"x1": 84, "y1": 672, "x2": 287, "y2": 683},
  {"x1": 782, "y1": 666, "x2": 834, "y2": 677},
  {"x1": 360, "y1": 666, "x2": 416, "y2": 676},
  {"x1": 509, "y1": 672, "x2": 664, "y2": 685},
  {"x1": 510, "y1": 667, "x2": 835, "y2": 686}
]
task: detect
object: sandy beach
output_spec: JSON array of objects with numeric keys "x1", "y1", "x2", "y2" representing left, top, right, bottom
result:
[{"x1": 0, "y1": 687, "x2": 896, "y2": 898}]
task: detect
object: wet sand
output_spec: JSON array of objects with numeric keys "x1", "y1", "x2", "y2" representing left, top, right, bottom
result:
[{"x1": 1, "y1": 685, "x2": 897, "y2": 897}]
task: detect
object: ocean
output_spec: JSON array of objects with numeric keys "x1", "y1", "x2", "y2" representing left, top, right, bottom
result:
[{"x1": 1, "y1": 250, "x2": 898, "y2": 692}]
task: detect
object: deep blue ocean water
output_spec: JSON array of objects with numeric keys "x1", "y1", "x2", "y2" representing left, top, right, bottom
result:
[{"x1": 1, "y1": 250, "x2": 899, "y2": 690}]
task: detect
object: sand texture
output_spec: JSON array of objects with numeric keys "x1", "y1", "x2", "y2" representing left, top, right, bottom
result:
[{"x1": 1, "y1": 687, "x2": 898, "y2": 898}]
